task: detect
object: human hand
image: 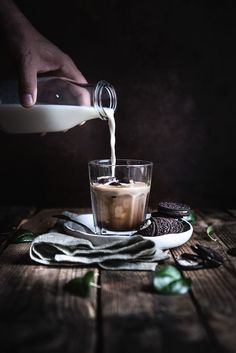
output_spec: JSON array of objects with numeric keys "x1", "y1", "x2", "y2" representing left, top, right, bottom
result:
[
  {"x1": 0, "y1": 0, "x2": 87, "y2": 108},
  {"x1": 8, "y1": 25, "x2": 87, "y2": 108}
]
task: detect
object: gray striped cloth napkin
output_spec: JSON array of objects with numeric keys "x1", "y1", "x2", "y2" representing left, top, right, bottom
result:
[{"x1": 30, "y1": 233, "x2": 169, "y2": 271}]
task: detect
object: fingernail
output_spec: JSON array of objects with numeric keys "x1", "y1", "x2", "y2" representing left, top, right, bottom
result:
[{"x1": 22, "y1": 93, "x2": 34, "y2": 107}]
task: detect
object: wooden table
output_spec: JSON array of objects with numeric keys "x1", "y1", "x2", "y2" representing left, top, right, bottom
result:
[{"x1": 0, "y1": 207, "x2": 236, "y2": 353}]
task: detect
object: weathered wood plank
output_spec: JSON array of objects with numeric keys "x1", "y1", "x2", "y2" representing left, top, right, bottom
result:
[
  {"x1": 196, "y1": 208, "x2": 235, "y2": 225},
  {"x1": 193, "y1": 209, "x2": 236, "y2": 264},
  {"x1": 100, "y1": 269, "x2": 213, "y2": 353},
  {"x1": 19, "y1": 207, "x2": 91, "y2": 234},
  {"x1": 171, "y1": 209, "x2": 236, "y2": 353},
  {"x1": 0, "y1": 207, "x2": 97, "y2": 353},
  {"x1": 94, "y1": 209, "x2": 236, "y2": 353},
  {"x1": 0, "y1": 207, "x2": 36, "y2": 254},
  {"x1": 0, "y1": 207, "x2": 36, "y2": 234},
  {"x1": 227, "y1": 209, "x2": 236, "y2": 219},
  {"x1": 1, "y1": 207, "x2": 236, "y2": 353},
  {"x1": 0, "y1": 242, "x2": 98, "y2": 353}
]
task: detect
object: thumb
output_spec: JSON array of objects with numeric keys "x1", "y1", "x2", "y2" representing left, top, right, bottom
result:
[{"x1": 18, "y1": 61, "x2": 37, "y2": 108}]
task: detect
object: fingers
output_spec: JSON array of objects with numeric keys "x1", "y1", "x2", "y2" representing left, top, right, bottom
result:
[
  {"x1": 18, "y1": 53, "x2": 37, "y2": 108},
  {"x1": 17, "y1": 48, "x2": 88, "y2": 108},
  {"x1": 56, "y1": 56, "x2": 90, "y2": 105},
  {"x1": 57, "y1": 55, "x2": 88, "y2": 84}
]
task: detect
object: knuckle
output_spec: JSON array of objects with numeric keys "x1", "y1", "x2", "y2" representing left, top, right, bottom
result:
[
  {"x1": 19, "y1": 49, "x2": 33, "y2": 66},
  {"x1": 61, "y1": 54, "x2": 75, "y2": 68}
]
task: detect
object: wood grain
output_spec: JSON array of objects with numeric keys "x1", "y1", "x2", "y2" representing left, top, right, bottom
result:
[
  {"x1": 0, "y1": 208, "x2": 97, "y2": 353},
  {"x1": 171, "y1": 209, "x2": 236, "y2": 353},
  {"x1": 0, "y1": 207, "x2": 36, "y2": 254},
  {"x1": 19, "y1": 207, "x2": 91, "y2": 234},
  {"x1": 99, "y1": 269, "x2": 213, "y2": 353},
  {"x1": 0, "y1": 243, "x2": 98, "y2": 353},
  {"x1": 1, "y1": 207, "x2": 236, "y2": 353},
  {"x1": 227, "y1": 210, "x2": 236, "y2": 218}
]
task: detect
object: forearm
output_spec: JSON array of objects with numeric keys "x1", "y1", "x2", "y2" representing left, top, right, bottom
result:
[{"x1": 0, "y1": 0, "x2": 32, "y2": 40}]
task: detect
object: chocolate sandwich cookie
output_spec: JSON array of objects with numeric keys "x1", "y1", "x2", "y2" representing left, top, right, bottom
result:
[
  {"x1": 136, "y1": 218, "x2": 156, "y2": 236},
  {"x1": 136, "y1": 216, "x2": 184, "y2": 237},
  {"x1": 157, "y1": 202, "x2": 190, "y2": 218}
]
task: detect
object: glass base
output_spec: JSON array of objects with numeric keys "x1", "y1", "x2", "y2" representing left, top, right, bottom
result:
[{"x1": 94, "y1": 225, "x2": 136, "y2": 236}]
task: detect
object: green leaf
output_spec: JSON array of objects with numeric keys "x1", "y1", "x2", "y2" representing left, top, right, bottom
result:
[
  {"x1": 207, "y1": 225, "x2": 214, "y2": 236},
  {"x1": 160, "y1": 278, "x2": 192, "y2": 294},
  {"x1": 12, "y1": 229, "x2": 35, "y2": 243},
  {"x1": 206, "y1": 225, "x2": 217, "y2": 241},
  {"x1": 153, "y1": 264, "x2": 191, "y2": 295},
  {"x1": 227, "y1": 247, "x2": 236, "y2": 257},
  {"x1": 64, "y1": 271, "x2": 94, "y2": 298},
  {"x1": 185, "y1": 210, "x2": 196, "y2": 223}
]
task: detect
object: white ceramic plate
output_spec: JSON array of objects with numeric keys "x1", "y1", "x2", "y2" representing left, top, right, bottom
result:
[{"x1": 63, "y1": 213, "x2": 193, "y2": 250}]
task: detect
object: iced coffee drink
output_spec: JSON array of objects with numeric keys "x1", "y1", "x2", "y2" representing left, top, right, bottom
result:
[
  {"x1": 89, "y1": 159, "x2": 153, "y2": 234},
  {"x1": 90, "y1": 179, "x2": 150, "y2": 232}
]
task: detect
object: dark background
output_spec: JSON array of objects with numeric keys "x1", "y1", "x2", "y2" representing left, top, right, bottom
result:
[{"x1": 0, "y1": 0, "x2": 236, "y2": 209}]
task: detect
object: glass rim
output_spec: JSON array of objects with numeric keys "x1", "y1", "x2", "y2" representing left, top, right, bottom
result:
[{"x1": 88, "y1": 159, "x2": 153, "y2": 167}]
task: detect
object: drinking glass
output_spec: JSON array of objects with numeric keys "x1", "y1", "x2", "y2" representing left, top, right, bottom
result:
[{"x1": 88, "y1": 159, "x2": 153, "y2": 234}]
